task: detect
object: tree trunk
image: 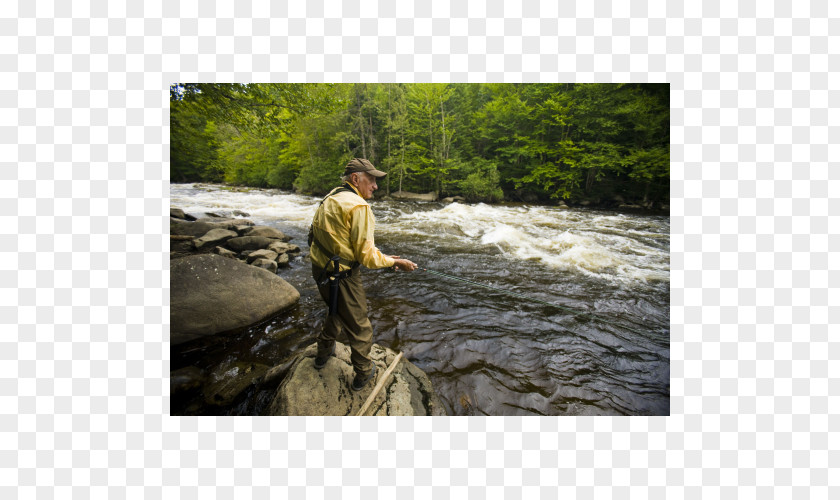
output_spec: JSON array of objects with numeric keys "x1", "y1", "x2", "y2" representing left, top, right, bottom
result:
[
  {"x1": 357, "y1": 88, "x2": 366, "y2": 158},
  {"x1": 369, "y1": 113, "x2": 375, "y2": 164},
  {"x1": 439, "y1": 96, "x2": 447, "y2": 197},
  {"x1": 586, "y1": 167, "x2": 597, "y2": 193},
  {"x1": 427, "y1": 92, "x2": 435, "y2": 194},
  {"x1": 386, "y1": 84, "x2": 392, "y2": 196},
  {"x1": 360, "y1": 115, "x2": 367, "y2": 158},
  {"x1": 400, "y1": 128, "x2": 405, "y2": 193}
]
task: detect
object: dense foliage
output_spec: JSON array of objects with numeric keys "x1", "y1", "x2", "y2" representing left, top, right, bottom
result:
[{"x1": 171, "y1": 83, "x2": 669, "y2": 207}]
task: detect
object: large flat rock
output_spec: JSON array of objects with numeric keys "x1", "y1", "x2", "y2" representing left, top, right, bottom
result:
[
  {"x1": 170, "y1": 254, "x2": 300, "y2": 345},
  {"x1": 269, "y1": 342, "x2": 446, "y2": 416}
]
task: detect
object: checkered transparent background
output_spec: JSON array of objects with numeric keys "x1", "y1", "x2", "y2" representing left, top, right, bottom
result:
[{"x1": 2, "y1": 0, "x2": 837, "y2": 497}]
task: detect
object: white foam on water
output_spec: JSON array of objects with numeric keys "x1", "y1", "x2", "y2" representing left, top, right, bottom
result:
[
  {"x1": 398, "y1": 202, "x2": 669, "y2": 284},
  {"x1": 171, "y1": 186, "x2": 669, "y2": 285},
  {"x1": 170, "y1": 184, "x2": 320, "y2": 228}
]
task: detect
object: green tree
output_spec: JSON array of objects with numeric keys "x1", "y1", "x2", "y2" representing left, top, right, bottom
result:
[
  {"x1": 512, "y1": 83, "x2": 669, "y2": 204},
  {"x1": 453, "y1": 158, "x2": 504, "y2": 202},
  {"x1": 403, "y1": 83, "x2": 455, "y2": 196},
  {"x1": 170, "y1": 99, "x2": 222, "y2": 182},
  {"x1": 170, "y1": 83, "x2": 669, "y2": 207}
]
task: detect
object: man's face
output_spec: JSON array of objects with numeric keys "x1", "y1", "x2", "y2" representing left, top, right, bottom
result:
[{"x1": 354, "y1": 172, "x2": 378, "y2": 199}]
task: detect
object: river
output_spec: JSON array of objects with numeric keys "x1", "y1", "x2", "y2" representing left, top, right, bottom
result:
[{"x1": 170, "y1": 183, "x2": 670, "y2": 416}]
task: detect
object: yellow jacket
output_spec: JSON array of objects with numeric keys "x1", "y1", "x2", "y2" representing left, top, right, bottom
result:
[{"x1": 309, "y1": 183, "x2": 396, "y2": 272}]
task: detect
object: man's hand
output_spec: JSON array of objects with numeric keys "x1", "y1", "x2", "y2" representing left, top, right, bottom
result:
[{"x1": 389, "y1": 256, "x2": 417, "y2": 272}]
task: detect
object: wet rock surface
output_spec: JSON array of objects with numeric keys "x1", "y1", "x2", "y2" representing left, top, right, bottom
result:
[
  {"x1": 203, "y1": 362, "x2": 270, "y2": 407},
  {"x1": 169, "y1": 206, "x2": 303, "y2": 273},
  {"x1": 169, "y1": 205, "x2": 445, "y2": 417},
  {"x1": 269, "y1": 342, "x2": 446, "y2": 416},
  {"x1": 170, "y1": 254, "x2": 300, "y2": 345}
]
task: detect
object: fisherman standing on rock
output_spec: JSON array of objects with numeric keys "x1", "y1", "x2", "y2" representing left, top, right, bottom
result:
[{"x1": 308, "y1": 158, "x2": 418, "y2": 391}]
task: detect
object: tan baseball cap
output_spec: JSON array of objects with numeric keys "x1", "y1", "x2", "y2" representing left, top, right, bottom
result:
[{"x1": 344, "y1": 158, "x2": 387, "y2": 177}]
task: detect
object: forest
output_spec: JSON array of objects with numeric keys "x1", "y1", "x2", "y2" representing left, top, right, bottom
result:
[{"x1": 170, "y1": 83, "x2": 669, "y2": 208}]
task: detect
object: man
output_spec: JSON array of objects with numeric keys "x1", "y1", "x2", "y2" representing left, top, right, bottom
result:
[{"x1": 309, "y1": 158, "x2": 417, "y2": 391}]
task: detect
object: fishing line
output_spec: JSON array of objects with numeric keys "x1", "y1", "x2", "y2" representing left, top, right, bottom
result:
[{"x1": 418, "y1": 267, "x2": 655, "y2": 336}]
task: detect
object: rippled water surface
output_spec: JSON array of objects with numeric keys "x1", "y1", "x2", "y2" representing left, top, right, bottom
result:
[{"x1": 170, "y1": 183, "x2": 670, "y2": 415}]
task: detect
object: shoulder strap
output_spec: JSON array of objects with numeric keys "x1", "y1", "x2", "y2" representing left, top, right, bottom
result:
[
  {"x1": 309, "y1": 183, "x2": 361, "y2": 268},
  {"x1": 319, "y1": 183, "x2": 357, "y2": 206}
]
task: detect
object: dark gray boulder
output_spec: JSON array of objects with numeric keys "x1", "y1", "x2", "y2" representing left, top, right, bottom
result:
[
  {"x1": 246, "y1": 249, "x2": 279, "y2": 264},
  {"x1": 170, "y1": 254, "x2": 300, "y2": 345},
  {"x1": 170, "y1": 235, "x2": 195, "y2": 256},
  {"x1": 171, "y1": 217, "x2": 255, "y2": 235},
  {"x1": 171, "y1": 219, "x2": 227, "y2": 237},
  {"x1": 243, "y1": 226, "x2": 291, "y2": 241},
  {"x1": 226, "y1": 236, "x2": 276, "y2": 252},
  {"x1": 213, "y1": 246, "x2": 238, "y2": 259},
  {"x1": 193, "y1": 228, "x2": 238, "y2": 251},
  {"x1": 267, "y1": 241, "x2": 301, "y2": 255},
  {"x1": 170, "y1": 208, "x2": 197, "y2": 221},
  {"x1": 251, "y1": 258, "x2": 278, "y2": 273},
  {"x1": 197, "y1": 218, "x2": 255, "y2": 230}
]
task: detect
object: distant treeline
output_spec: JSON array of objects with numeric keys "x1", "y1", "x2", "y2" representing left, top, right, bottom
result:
[{"x1": 171, "y1": 83, "x2": 669, "y2": 207}]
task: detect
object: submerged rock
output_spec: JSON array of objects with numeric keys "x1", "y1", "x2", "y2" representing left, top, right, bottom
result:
[
  {"x1": 203, "y1": 362, "x2": 269, "y2": 406},
  {"x1": 170, "y1": 366, "x2": 206, "y2": 394},
  {"x1": 269, "y1": 342, "x2": 446, "y2": 416},
  {"x1": 262, "y1": 357, "x2": 298, "y2": 389}
]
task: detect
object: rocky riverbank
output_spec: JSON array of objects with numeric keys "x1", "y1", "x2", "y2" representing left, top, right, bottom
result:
[
  {"x1": 169, "y1": 206, "x2": 447, "y2": 416},
  {"x1": 170, "y1": 207, "x2": 303, "y2": 272},
  {"x1": 171, "y1": 341, "x2": 446, "y2": 416}
]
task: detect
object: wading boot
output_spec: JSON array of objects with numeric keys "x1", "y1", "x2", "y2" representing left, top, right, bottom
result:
[
  {"x1": 351, "y1": 364, "x2": 377, "y2": 392},
  {"x1": 314, "y1": 343, "x2": 336, "y2": 369}
]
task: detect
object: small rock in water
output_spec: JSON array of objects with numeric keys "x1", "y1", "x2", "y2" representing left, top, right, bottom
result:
[
  {"x1": 203, "y1": 362, "x2": 269, "y2": 406},
  {"x1": 213, "y1": 246, "x2": 238, "y2": 259},
  {"x1": 251, "y1": 258, "x2": 278, "y2": 273},
  {"x1": 243, "y1": 226, "x2": 291, "y2": 241},
  {"x1": 247, "y1": 249, "x2": 279, "y2": 264},
  {"x1": 171, "y1": 366, "x2": 206, "y2": 394}
]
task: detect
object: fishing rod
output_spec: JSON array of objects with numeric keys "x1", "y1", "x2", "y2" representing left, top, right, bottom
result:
[{"x1": 417, "y1": 266, "x2": 657, "y2": 336}]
